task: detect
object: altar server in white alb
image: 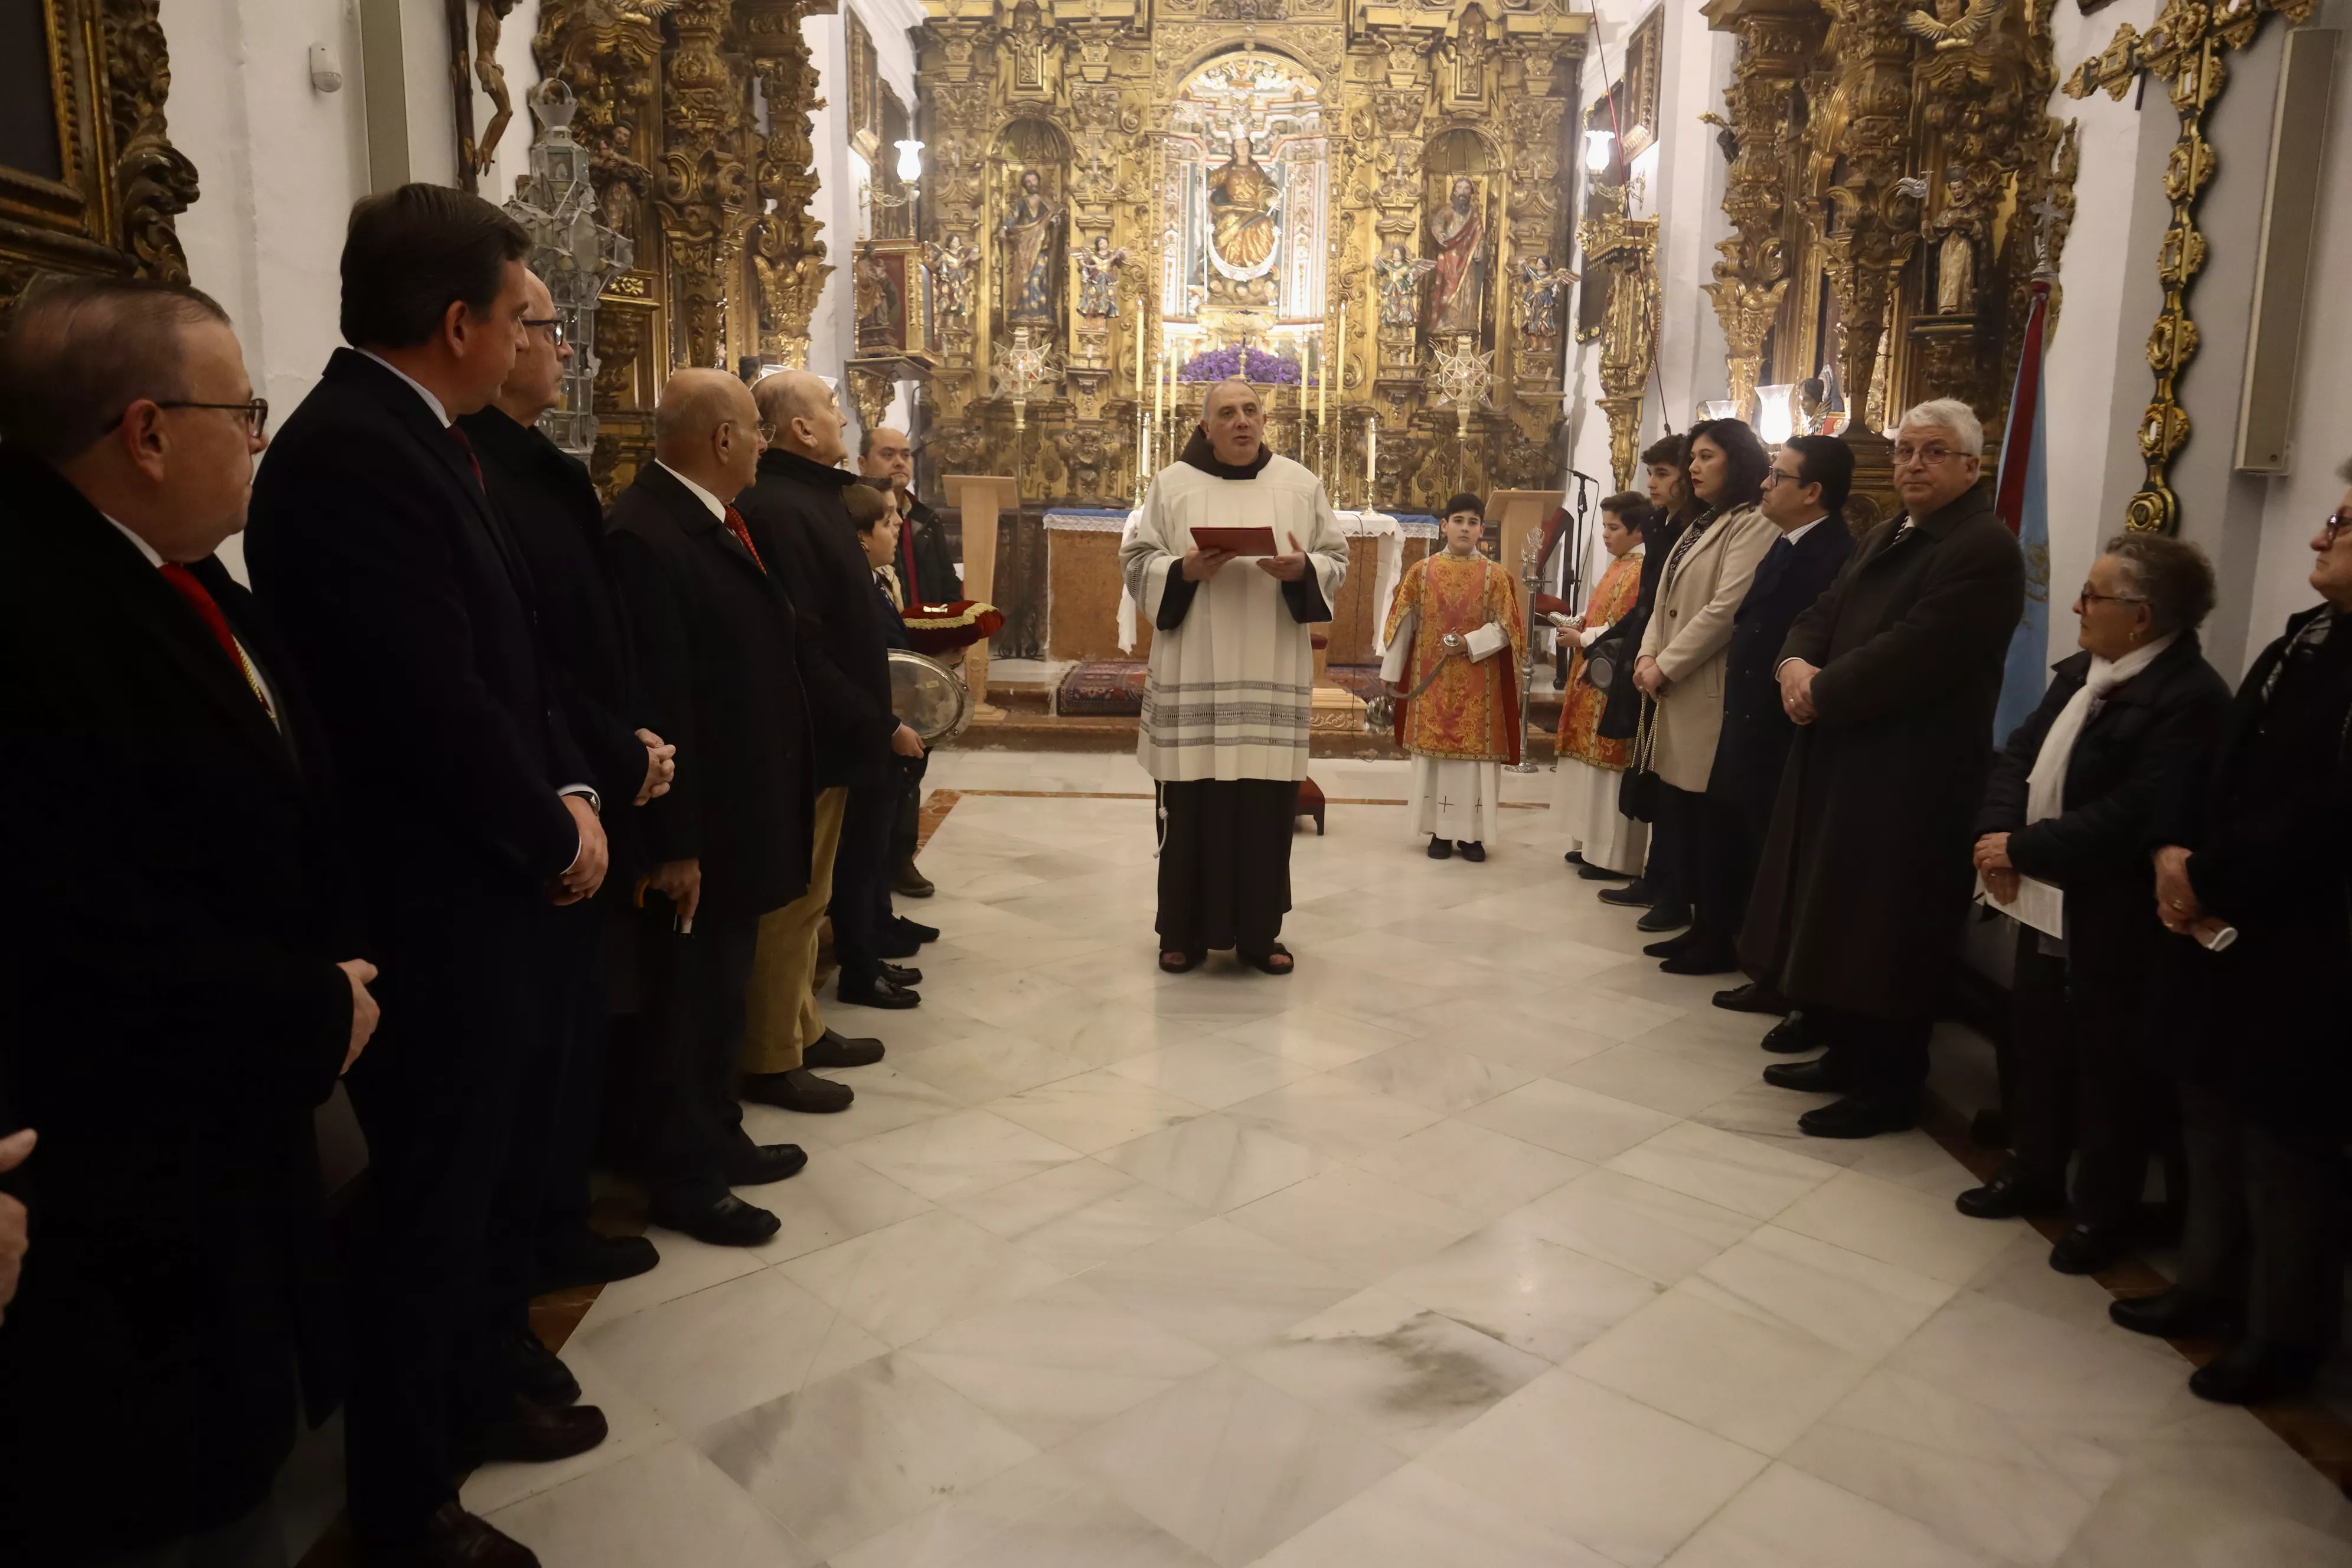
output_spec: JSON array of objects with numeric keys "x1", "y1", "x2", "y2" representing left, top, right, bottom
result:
[{"x1": 1122, "y1": 378, "x2": 1347, "y2": 976}]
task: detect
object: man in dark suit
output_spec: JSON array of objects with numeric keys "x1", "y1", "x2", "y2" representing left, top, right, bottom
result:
[
  {"x1": 1707, "y1": 435, "x2": 1854, "y2": 1031},
  {"x1": 1595, "y1": 433, "x2": 1697, "y2": 928},
  {"x1": 1740, "y1": 399, "x2": 2026, "y2": 1139},
  {"x1": 860, "y1": 425, "x2": 956, "y2": 899},
  {"x1": 459, "y1": 269, "x2": 668, "y2": 1300},
  {"x1": 245, "y1": 185, "x2": 607, "y2": 1568},
  {"x1": 605, "y1": 370, "x2": 821, "y2": 1245},
  {"x1": 0, "y1": 276, "x2": 379, "y2": 1565},
  {"x1": 737, "y1": 370, "x2": 919, "y2": 1109}
]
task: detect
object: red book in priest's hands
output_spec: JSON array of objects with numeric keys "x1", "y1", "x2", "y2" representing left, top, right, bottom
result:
[{"x1": 1190, "y1": 525, "x2": 1279, "y2": 556}]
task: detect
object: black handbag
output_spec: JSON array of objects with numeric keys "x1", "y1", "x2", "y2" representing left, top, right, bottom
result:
[{"x1": 1618, "y1": 697, "x2": 1662, "y2": 822}]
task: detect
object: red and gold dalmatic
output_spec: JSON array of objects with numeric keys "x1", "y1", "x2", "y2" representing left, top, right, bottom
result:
[
  {"x1": 1554, "y1": 550, "x2": 1644, "y2": 769},
  {"x1": 1381, "y1": 552, "x2": 1528, "y2": 763}
]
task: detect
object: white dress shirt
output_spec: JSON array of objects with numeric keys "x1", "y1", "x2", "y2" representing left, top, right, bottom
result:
[{"x1": 655, "y1": 460, "x2": 728, "y2": 520}]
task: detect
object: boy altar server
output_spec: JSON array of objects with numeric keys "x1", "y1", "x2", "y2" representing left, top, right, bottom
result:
[{"x1": 1383, "y1": 494, "x2": 1528, "y2": 861}]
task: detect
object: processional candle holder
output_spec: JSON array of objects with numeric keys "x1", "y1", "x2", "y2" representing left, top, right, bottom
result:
[
  {"x1": 504, "y1": 80, "x2": 632, "y2": 460},
  {"x1": 1431, "y1": 336, "x2": 1494, "y2": 493},
  {"x1": 992, "y1": 325, "x2": 1057, "y2": 489},
  {"x1": 1506, "y1": 524, "x2": 1545, "y2": 773}
]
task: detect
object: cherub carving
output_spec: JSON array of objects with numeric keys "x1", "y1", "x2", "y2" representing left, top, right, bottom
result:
[{"x1": 1903, "y1": 0, "x2": 2005, "y2": 51}]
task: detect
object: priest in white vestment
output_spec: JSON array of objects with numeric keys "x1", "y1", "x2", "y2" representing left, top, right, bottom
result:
[{"x1": 1121, "y1": 378, "x2": 1348, "y2": 974}]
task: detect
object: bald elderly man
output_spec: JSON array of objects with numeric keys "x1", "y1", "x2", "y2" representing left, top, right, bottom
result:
[{"x1": 604, "y1": 370, "x2": 821, "y2": 1246}]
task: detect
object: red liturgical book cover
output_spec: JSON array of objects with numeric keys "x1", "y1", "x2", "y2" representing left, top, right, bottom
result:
[{"x1": 1190, "y1": 525, "x2": 1279, "y2": 556}]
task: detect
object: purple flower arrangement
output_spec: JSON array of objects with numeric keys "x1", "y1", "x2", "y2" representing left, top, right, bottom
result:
[{"x1": 1177, "y1": 344, "x2": 1317, "y2": 386}]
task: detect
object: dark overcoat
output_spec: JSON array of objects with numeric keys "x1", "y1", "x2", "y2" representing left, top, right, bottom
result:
[
  {"x1": 0, "y1": 450, "x2": 354, "y2": 1561},
  {"x1": 1737, "y1": 482, "x2": 2025, "y2": 1019},
  {"x1": 1707, "y1": 515, "x2": 1854, "y2": 829},
  {"x1": 2150, "y1": 606, "x2": 2352, "y2": 1136},
  {"x1": 894, "y1": 492, "x2": 965, "y2": 607}
]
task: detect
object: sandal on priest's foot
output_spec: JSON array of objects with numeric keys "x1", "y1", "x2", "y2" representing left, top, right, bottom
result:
[
  {"x1": 1240, "y1": 944, "x2": 1295, "y2": 976},
  {"x1": 1160, "y1": 949, "x2": 1204, "y2": 974}
]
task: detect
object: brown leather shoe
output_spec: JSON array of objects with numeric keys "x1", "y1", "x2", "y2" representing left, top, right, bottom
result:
[
  {"x1": 361, "y1": 1501, "x2": 540, "y2": 1567},
  {"x1": 466, "y1": 1393, "x2": 608, "y2": 1465}
]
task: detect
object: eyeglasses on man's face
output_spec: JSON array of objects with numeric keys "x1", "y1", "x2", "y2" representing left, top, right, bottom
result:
[
  {"x1": 2322, "y1": 510, "x2": 2351, "y2": 547},
  {"x1": 122, "y1": 398, "x2": 272, "y2": 439},
  {"x1": 522, "y1": 316, "x2": 567, "y2": 347},
  {"x1": 1761, "y1": 466, "x2": 1804, "y2": 489},
  {"x1": 1890, "y1": 442, "x2": 1966, "y2": 467}
]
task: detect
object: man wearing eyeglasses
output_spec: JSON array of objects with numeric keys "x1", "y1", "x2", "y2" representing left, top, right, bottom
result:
[
  {"x1": 0, "y1": 276, "x2": 379, "y2": 1564},
  {"x1": 1739, "y1": 397, "x2": 2025, "y2": 1140}
]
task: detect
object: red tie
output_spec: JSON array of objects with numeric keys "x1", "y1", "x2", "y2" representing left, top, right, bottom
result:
[
  {"x1": 448, "y1": 424, "x2": 486, "y2": 494},
  {"x1": 158, "y1": 563, "x2": 275, "y2": 719},
  {"x1": 723, "y1": 505, "x2": 766, "y2": 573}
]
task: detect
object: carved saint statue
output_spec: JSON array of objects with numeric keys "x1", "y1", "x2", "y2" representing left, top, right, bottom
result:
[
  {"x1": 1206, "y1": 134, "x2": 1282, "y2": 276},
  {"x1": 1513, "y1": 254, "x2": 1579, "y2": 352},
  {"x1": 926, "y1": 235, "x2": 978, "y2": 321},
  {"x1": 855, "y1": 250, "x2": 901, "y2": 349},
  {"x1": 1001, "y1": 168, "x2": 1061, "y2": 325},
  {"x1": 1375, "y1": 243, "x2": 1438, "y2": 330},
  {"x1": 1935, "y1": 226, "x2": 1975, "y2": 315},
  {"x1": 1071, "y1": 234, "x2": 1129, "y2": 319},
  {"x1": 1426, "y1": 176, "x2": 1486, "y2": 338}
]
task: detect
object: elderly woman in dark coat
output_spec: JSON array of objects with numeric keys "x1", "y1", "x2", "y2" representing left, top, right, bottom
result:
[
  {"x1": 2104, "y1": 481, "x2": 2352, "y2": 1406},
  {"x1": 1958, "y1": 534, "x2": 2229, "y2": 1279}
]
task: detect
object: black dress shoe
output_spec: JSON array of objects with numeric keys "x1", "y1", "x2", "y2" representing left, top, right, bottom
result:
[
  {"x1": 743, "y1": 1066, "x2": 855, "y2": 1113},
  {"x1": 1598, "y1": 879, "x2": 1654, "y2": 907},
  {"x1": 1642, "y1": 929, "x2": 1698, "y2": 959},
  {"x1": 1427, "y1": 835, "x2": 1454, "y2": 860},
  {"x1": 1712, "y1": 981, "x2": 1789, "y2": 1015},
  {"x1": 1798, "y1": 1095, "x2": 1919, "y2": 1139},
  {"x1": 1953, "y1": 1167, "x2": 2065, "y2": 1220},
  {"x1": 2109, "y1": 1288, "x2": 2237, "y2": 1340},
  {"x1": 648, "y1": 1191, "x2": 781, "y2": 1247},
  {"x1": 467, "y1": 1394, "x2": 608, "y2": 1466},
  {"x1": 1456, "y1": 841, "x2": 1486, "y2": 862},
  {"x1": 505, "y1": 1329, "x2": 580, "y2": 1409},
  {"x1": 1564, "y1": 849, "x2": 1586, "y2": 865},
  {"x1": 360, "y1": 1501, "x2": 540, "y2": 1567},
  {"x1": 2190, "y1": 1335, "x2": 2327, "y2": 1405},
  {"x1": 726, "y1": 1141, "x2": 809, "y2": 1187},
  {"x1": 1636, "y1": 903, "x2": 1693, "y2": 933},
  {"x1": 2048, "y1": 1222, "x2": 2133, "y2": 1276},
  {"x1": 879, "y1": 927, "x2": 922, "y2": 959},
  {"x1": 534, "y1": 1230, "x2": 659, "y2": 1295},
  {"x1": 1760, "y1": 1012, "x2": 1825, "y2": 1054},
  {"x1": 893, "y1": 858, "x2": 936, "y2": 898},
  {"x1": 803, "y1": 1029, "x2": 885, "y2": 1069},
  {"x1": 1577, "y1": 862, "x2": 1634, "y2": 881},
  {"x1": 1763, "y1": 1055, "x2": 1849, "y2": 1093},
  {"x1": 1660, "y1": 946, "x2": 1739, "y2": 976},
  {"x1": 881, "y1": 961, "x2": 924, "y2": 986},
  {"x1": 838, "y1": 975, "x2": 920, "y2": 1010},
  {"x1": 894, "y1": 915, "x2": 940, "y2": 944}
]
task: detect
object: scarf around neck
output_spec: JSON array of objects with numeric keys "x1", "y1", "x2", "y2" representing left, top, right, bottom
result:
[
  {"x1": 1178, "y1": 426, "x2": 1274, "y2": 480},
  {"x1": 2025, "y1": 633, "x2": 2177, "y2": 825}
]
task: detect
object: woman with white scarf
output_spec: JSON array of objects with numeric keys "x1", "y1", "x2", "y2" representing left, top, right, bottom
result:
[{"x1": 1955, "y1": 533, "x2": 2229, "y2": 1276}]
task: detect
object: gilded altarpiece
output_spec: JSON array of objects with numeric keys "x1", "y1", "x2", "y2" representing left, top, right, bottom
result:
[{"x1": 909, "y1": 0, "x2": 1589, "y2": 515}]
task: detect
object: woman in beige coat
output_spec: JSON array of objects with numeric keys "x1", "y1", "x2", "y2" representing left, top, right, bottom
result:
[{"x1": 1631, "y1": 417, "x2": 1778, "y2": 972}]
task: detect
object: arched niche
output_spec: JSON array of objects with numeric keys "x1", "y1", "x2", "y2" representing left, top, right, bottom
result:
[
  {"x1": 992, "y1": 117, "x2": 1072, "y2": 337},
  {"x1": 1422, "y1": 126, "x2": 1500, "y2": 350},
  {"x1": 1157, "y1": 48, "x2": 1329, "y2": 342}
]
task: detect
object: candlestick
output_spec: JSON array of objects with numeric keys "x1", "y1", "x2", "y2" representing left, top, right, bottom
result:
[
  {"x1": 1365, "y1": 413, "x2": 1377, "y2": 498},
  {"x1": 1133, "y1": 297, "x2": 1144, "y2": 398}
]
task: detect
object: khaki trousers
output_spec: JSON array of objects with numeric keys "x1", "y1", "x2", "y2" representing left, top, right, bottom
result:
[{"x1": 741, "y1": 785, "x2": 847, "y2": 1074}]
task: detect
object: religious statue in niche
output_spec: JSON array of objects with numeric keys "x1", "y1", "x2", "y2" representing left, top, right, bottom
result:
[
  {"x1": 926, "y1": 236, "x2": 978, "y2": 322},
  {"x1": 855, "y1": 249, "x2": 901, "y2": 347},
  {"x1": 1425, "y1": 176, "x2": 1487, "y2": 339},
  {"x1": 1206, "y1": 133, "x2": 1282, "y2": 306},
  {"x1": 1513, "y1": 254, "x2": 1579, "y2": 354},
  {"x1": 1376, "y1": 243, "x2": 1438, "y2": 329},
  {"x1": 1002, "y1": 169, "x2": 1062, "y2": 325},
  {"x1": 1071, "y1": 235, "x2": 1129, "y2": 319},
  {"x1": 1928, "y1": 165, "x2": 1982, "y2": 315},
  {"x1": 1005, "y1": 0, "x2": 1056, "y2": 96}
]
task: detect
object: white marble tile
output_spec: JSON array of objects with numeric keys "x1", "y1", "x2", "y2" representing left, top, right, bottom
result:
[
  {"x1": 997, "y1": 994, "x2": 1211, "y2": 1064},
  {"x1": 838, "y1": 1107, "x2": 1086, "y2": 1203},
  {"x1": 1350, "y1": 1117, "x2": 1587, "y2": 1222},
  {"x1": 948, "y1": 1157, "x2": 1210, "y2": 1271},
  {"x1": 575, "y1": 1229, "x2": 766, "y2": 1328},
  {"x1": 579, "y1": 1262, "x2": 889, "y2": 1430},
  {"x1": 1773, "y1": 1168, "x2": 2028, "y2": 1286},
  {"x1": 1237, "y1": 1287, "x2": 1552, "y2": 1456},
  {"x1": 1106, "y1": 1036, "x2": 1321, "y2": 1108},
  {"x1": 1378, "y1": 1224, "x2": 1661, "y2": 1363},
  {"x1": 489, "y1": 1439, "x2": 821, "y2": 1568},
  {"x1": 831, "y1": 1452, "x2": 1220, "y2": 1568},
  {"x1": 780, "y1": 1208, "x2": 1067, "y2": 1348},
  {"x1": 1662, "y1": 1463, "x2": 2003, "y2": 1568},
  {"x1": 697, "y1": 1353, "x2": 1039, "y2": 1560},
  {"x1": 462, "y1": 1338, "x2": 675, "y2": 1514},
  {"x1": 1393, "y1": 998, "x2": 1622, "y2": 1076},
  {"x1": 1550, "y1": 1043, "x2": 1761, "y2": 1119},
  {"x1": 1604, "y1": 1118, "x2": 1838, "y2": 1221},
  {"x1": 743, "y1": 1062, "x2": 962, "y2": 1149},
  {"x1": 948, "y1": 966, "x2": 1090, "y2": 1028},
  {"x1": 902, "y1": 1279, "x2": 1218, "y2": 1446},
  {"x1": 739, "y1": 1149, "x2": 936, "y2": 1264},
  {"x1": 1097, "y1": 1112, "x2": 1327, "y2": 1213},
  {"x1": 1216, "y1": 1005, "x2": 1415, "y2": 1070},
  {"x1": 1695, "y1": 1224, "x2": 1958, "y2": 1360},
  {"x1": 1221, "y1": 1074, "x2": 1449, "y2": 1161},
  {"x1": 1250, "y1": 1459, "x2": 1618, "y2": 1568},
  {"x1": 1459, "y1": 1078, "x2": 1680, "y2": 1162},
  {"x1": 985, "y1": 1069, "x2": 1210, "y2": 1154},
  {"x1": 1075, "y1": 1364, "x2": 1409, "y2": 1567},
  {"x1": 1083, "y1": 1217, "x2": 1363, "y2": 1354},
  {"x1": 893, "y1": 1032, "x2": 1094, "y2": 1104},
  {"x1": 1226, "y1": 1165, "x2": 1484, "y2": 1280},
  {"x1": 1421, "y1": 1371, "x2": 1770, "y2": 1568},
  {"x1": 1499, "y1": 1167, "x2": 1761, "y2": 1286},
  {"x1": 1332, "y1": 1041, "x2": 1539, "y2": 1113}
]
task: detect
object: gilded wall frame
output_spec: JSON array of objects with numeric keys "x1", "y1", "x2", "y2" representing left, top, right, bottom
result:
[
  {"x1": 846, "y1": 8, "x2": 880, "y2": 162},
  {"x1": 1618, "y1": 6, "x2": 1664, "y2": 160}
]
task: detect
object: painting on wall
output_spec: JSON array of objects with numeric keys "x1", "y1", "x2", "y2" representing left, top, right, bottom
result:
[
  {"x1": 1619, "y1": 6, "x2": 1663, "y2": 160},
  {"x1": 847, "y1": 9, "x2": 880, "y2": 162}
]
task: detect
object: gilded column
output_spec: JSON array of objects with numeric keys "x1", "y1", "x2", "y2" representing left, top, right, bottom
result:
[{"x1": 743, "y1": 0, "x2": 834, "y2": 369}]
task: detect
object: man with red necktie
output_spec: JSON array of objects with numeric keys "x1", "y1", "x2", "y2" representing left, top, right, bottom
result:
[
  {"x1": 244, "y1": 184, "x2": 610, "y2": 1568},
  {"x1": 0, "y1": 276, "x2": 380, "y2": 1565}
]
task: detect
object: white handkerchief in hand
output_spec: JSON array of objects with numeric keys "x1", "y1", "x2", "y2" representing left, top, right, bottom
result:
[{"x1": 1464, "y1": 622, "x2": 1508, "y2": 662}]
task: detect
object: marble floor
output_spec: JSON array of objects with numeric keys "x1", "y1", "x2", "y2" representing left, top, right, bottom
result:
[{"x1": 464, "y1": 749, "x2": 2352, "y2": 1567}]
